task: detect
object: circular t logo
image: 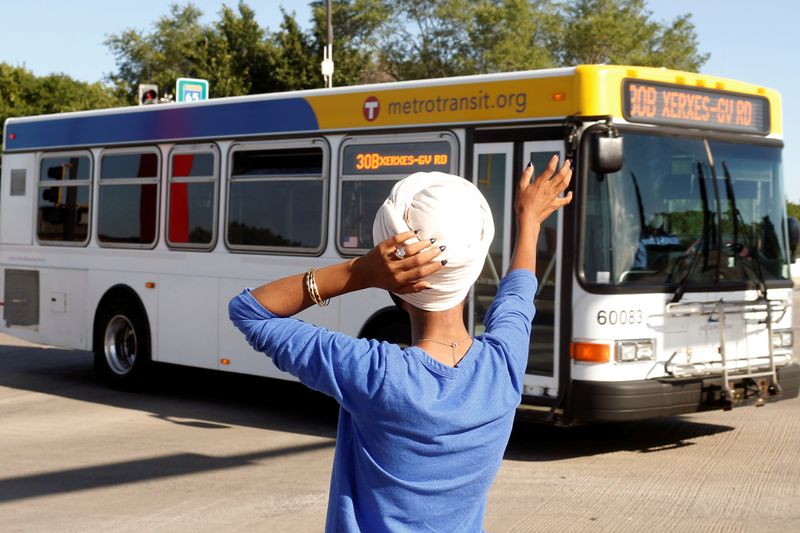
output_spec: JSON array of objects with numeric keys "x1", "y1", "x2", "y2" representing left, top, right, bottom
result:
[{"x1": 363, "y1": 96, "x2": 380, "y2": 121}]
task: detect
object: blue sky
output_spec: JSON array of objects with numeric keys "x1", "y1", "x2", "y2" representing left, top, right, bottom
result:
[{"x1": 2, "y1": 0, "x2": 798, "y2": 199}]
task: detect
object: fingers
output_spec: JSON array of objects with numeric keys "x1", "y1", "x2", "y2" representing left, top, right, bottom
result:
[
  {"x1": 534, "y1": 154, "x2": 560, "y2": 185},
  {"x1": 403, "y1": 237, "x2": 437, "y2": 257},
  {"x1": 553, "y1": 159, "x2": 572, "y2": 194},
  {"x1": 394, "y1": 280, "x2": 433, "y2": 295},
  {"x1": 383, "y1": 231, "x2": 420, "y2": 258},
  {"x1": 540, "y1": 158, "x2": 572, "y2": 198},
  {"x1": 518, "y1": 161, "x2": 534, "y2": 192},
  {"x1": 398, "y1": 243, "x2": 444, "y2": 271},
  {"x1": 555, "y1": 191, "x2": 573, "y2": 208},
  {"x1": 394, "y1": 258, "x2": 446, "y2": 289},
  {"x1": 519, "y1": 154, "x2": 563, "y2": 193},
  {"x1": 391, "y1": 231, "x2": 417, "y2": 244}
]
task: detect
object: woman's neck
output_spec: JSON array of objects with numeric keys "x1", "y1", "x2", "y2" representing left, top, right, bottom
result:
[{"x1": 408, "y1": 304, "x2": 470, "y2": 344}]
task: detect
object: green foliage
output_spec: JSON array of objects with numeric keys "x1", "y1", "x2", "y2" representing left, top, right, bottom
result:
[
  {"x1": 0, "y1": 63, "x2": 124, "y2": 136},
  {"x1": 105, "y1": 3, "x2": 242, "y2": 102},
  {"x1": 2, "y1": 0, "x2": 709, "y2": 130},
  {"x1": 380, "y1": 0, "x2": 477, "y2": 80},
  {"x1": 265, "y1": 10, "x2": 320, "y2": 91},
  {"x1": 309, "y1": 0, "x2": 391, "y2": 85},
  {"x1": 787, "y1": 200, "x2": 800, "y2": 220},
  {"x1": 216, "y1": 2, "x2": 272, "y2": 94},
  {"x1": 100, "y1": 0, "x2": 711, "y2": 97},
  {"x1": 558, "y1": 0, "x2": 708, "y2": 70},
  {"x1": 469, "y1": 0, "x2": 562, "y2": 73}
]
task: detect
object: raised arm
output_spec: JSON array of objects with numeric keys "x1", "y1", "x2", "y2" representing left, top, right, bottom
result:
[
  {"x1": 249, "y1": 232, "x2": 445, "y2": 317},
  {"x1": 509, "y1": 155, "x2": 573, "y2": 274}
]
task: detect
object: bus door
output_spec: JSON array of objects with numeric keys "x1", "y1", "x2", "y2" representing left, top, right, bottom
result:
[{"x1": 470, "y1": 140, "x2": 564, "y2": 399}]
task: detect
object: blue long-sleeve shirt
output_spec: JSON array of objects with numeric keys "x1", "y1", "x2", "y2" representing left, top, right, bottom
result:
[{"x1": 228, "y1": 269, "x2": 537, "y2": 532}]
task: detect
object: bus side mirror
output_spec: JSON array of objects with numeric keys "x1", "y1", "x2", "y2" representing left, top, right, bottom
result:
[
  {"x1": 787, "y1": 216, "x2": 799, "y2": 263},
  {"x1": 590, "y1": 129, "x2": 624, "y2": 174}
]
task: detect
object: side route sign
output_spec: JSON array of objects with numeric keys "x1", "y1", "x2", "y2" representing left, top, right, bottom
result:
[{"x1": 176, "y1": 78, "x2": 209, "y2": 103}]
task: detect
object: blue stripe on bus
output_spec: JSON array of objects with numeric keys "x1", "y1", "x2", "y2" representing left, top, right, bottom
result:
[{"x1": 5, "y1": 98, "x2": 319, "y2": 151}]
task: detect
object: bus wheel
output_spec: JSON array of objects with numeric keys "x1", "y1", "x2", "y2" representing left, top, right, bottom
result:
[{"x1": 94, "y1": 299, "x2": 151, "y2": 389}]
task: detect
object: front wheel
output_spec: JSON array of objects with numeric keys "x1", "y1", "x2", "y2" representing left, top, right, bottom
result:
[{"x1": 94, "y1": 298, "x2": 151, "y2": 389}]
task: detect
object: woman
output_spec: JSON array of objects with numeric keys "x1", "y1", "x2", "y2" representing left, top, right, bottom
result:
[{"x1": 229, "y1": 155, "x2": 572, "y2": 532}]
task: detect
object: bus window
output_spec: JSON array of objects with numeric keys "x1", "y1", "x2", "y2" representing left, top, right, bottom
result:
[
  {"x1": 97, "y1": 150, "x2": 160, "y2": 247},
  {"x1": 167, "y1": 149, "x2": 218, "y2": 249},
  {"x1": 37, "y1": 154, "x2": 91, "y2": 244},
  {"x1": 337, "y1": 134, "x2": 457, "y2": 253},
  {"x1": 226, "y1": 144, "x2": 326, "y2": 253}
]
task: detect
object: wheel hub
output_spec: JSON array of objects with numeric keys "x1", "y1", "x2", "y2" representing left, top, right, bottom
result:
[{"x1": 103, "y1": 315, "x2": 137, "y2": 375}]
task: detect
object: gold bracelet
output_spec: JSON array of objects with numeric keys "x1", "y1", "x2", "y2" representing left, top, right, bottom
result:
[{"x1": 305, "y1": 268, "x2": 330, "y2": 307}]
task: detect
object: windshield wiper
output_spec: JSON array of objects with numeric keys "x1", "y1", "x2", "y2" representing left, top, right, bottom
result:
[
  {"x1": 707, "y1": 153, "x2": 725, "y2": 283},
  {"x1": 722, "y1": 160, "x2": 768, "y2": 299},
  {"x1": 630, "y1": 171, "x2": 647, "y2": 232},
  {"x1": 669, "y1": 162, "x2": 713, "y2": 303}
]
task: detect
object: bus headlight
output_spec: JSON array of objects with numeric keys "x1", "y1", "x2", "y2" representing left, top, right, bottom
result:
[
  {"x1": 772, "y1": 329, "x2": 793, "y2": 349},
  {"x1": 615, "y1": 339, "x2": 656, "y2": 363}
]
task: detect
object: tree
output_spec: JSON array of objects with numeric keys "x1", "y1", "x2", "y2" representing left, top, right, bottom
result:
[
  {"x1": 380, "y1": 0, "x2": 476, "y2": 80},
  {"x1": 309, "y1": 0, "x2": 391, "y2": 85},
  {"x1": 105, "y1": 3, "x2": 247, "y2": 102},
  {"x1": 263, "y1": 9, "x2": 320, "y2": 91},
  {"x1": 558, "y1": 0, "x2": 708, "y2": 70},
  {"x1": 468, "y1": 0, "x2": 561, "y2": 73},
  {"x1": 376, "y1": 0, "x2": 707, "y2": 81},
  {"x1": 101, "y1": 0, "x2": 708, "y2": 98},
  {"x1": 787, "y1": 200, "x2": 800, "y2": 221},
  {"x1": 216, "y1": 2, "x2": 273, "y2": 94},
  {"x1": 0, "y1": 63, "x2": 124, "y2": 140}
]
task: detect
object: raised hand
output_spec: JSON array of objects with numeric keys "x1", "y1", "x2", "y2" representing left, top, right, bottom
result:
[
  {"x1": 514, "y1": 155, "x2": 573, "y2": 228},
  {"x1": 509, "y1": 155, "x2": 573, "y2": 273},
  {"x1": 351, "y1": 231, "x2": 445, "y2": 294}
]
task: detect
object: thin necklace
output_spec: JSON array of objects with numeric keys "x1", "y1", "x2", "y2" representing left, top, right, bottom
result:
[{"x1": 417, "y1": 334, "x2": 472, "y2": 366}]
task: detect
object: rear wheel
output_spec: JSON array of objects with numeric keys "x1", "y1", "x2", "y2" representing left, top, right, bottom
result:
[{"x1": 94, "y1": 298, "x2": 151, "y2": 389}]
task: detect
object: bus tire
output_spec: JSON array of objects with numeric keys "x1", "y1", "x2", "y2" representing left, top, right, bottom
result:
[{"x1": 93, "y1": 298, "x2": 151, "y2": 389}]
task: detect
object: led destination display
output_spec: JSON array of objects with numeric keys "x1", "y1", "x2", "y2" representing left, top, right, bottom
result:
[
  {"x1": 623, "y1": 80, "x2": 770, "y2": 134},
  {"x1": 342, "y1": 141, "x2": 452, "y2": 175}
]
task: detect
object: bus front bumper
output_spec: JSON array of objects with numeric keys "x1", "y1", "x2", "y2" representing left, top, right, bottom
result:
[{"x1": 569, "y1": 362, "x2": 800, "y2": 423}]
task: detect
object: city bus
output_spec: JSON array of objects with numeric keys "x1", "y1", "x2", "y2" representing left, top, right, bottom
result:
[{"x1": 1, "y1": 64, "x2": 797, "y2": 424}]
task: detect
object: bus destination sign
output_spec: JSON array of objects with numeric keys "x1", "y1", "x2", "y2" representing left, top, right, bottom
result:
[
  {"x1": 622, "y1": 80, "x2": 770, "y2": 134},
  {"x1": 342, "y1": 141, "x2": 452, "y2": 175}
]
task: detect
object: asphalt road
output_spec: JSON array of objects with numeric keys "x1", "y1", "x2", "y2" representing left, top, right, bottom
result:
[{"x1": 0, "y1": 292, "x2": 799, "y2": 532}]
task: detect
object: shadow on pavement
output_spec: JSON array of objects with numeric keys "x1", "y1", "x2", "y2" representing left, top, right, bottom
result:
[
  {"x1": 0, "y1": 343, "x2": 340, "y2": 440},
  {"x1": 505, "y1": 415, "x2": 734, "y2": 462},
  {"x1": 0, "y1": 440, "x2": 334, "y2": 504},
  {"x1": 1, "y1": 342, "x2": 735, "y2": 464}
]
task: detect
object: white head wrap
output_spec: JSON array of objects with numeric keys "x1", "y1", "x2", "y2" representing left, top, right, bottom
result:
[{"x1": 372, "y1": 172, "x2": 494, "y2": 312}]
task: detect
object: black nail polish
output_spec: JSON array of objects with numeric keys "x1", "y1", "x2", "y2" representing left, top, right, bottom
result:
[
  {"x1": 441, "y1": 260, "x2": 448, "y2": 266},
  {"x1": 430, "y1": 238, "x2": 436, "y2": 244},
  {"x1": 526, "y1": 161, "x2": 533, "y2": 168},
  {"x1": 439, "y1": 245, "x2": 446, "y2": 251},
  {"x1": 414, "y1": 229, "x2": 421, "y2": 234}
]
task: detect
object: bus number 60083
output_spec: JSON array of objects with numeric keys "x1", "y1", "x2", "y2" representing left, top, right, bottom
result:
[{"x1": 596, "y1": 309, "x2": 643, "y2": 326}]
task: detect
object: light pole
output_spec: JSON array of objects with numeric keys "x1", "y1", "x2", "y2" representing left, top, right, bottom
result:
[{"x1": 321, "y1": 0, "x2": 334, "y2": 88}]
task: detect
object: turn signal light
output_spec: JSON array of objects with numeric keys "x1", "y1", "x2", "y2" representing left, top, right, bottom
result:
[
  {"x1": 220, "y1": 358, "x2": 231, "y2": 366},
  {"x1": 571, "y1": 342, "x2": 610, "y2": 363}
]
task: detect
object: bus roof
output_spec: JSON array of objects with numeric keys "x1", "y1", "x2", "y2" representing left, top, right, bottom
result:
[{"x1": 2, "y1": 65, "x2": 782, "y2": 153}]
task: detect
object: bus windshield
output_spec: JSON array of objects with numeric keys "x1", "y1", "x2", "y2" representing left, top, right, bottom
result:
[{"x1": 582, "y1": 132, "x2": 789, "y2": 289}]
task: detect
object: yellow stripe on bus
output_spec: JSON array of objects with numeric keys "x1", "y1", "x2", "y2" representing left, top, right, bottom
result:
[
  {"x1": 306, "y1": 76, "x2": 577, "y2": 129},
  {"x1": 305, "y1": 65, "x2": 781, "y2": 135}
]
